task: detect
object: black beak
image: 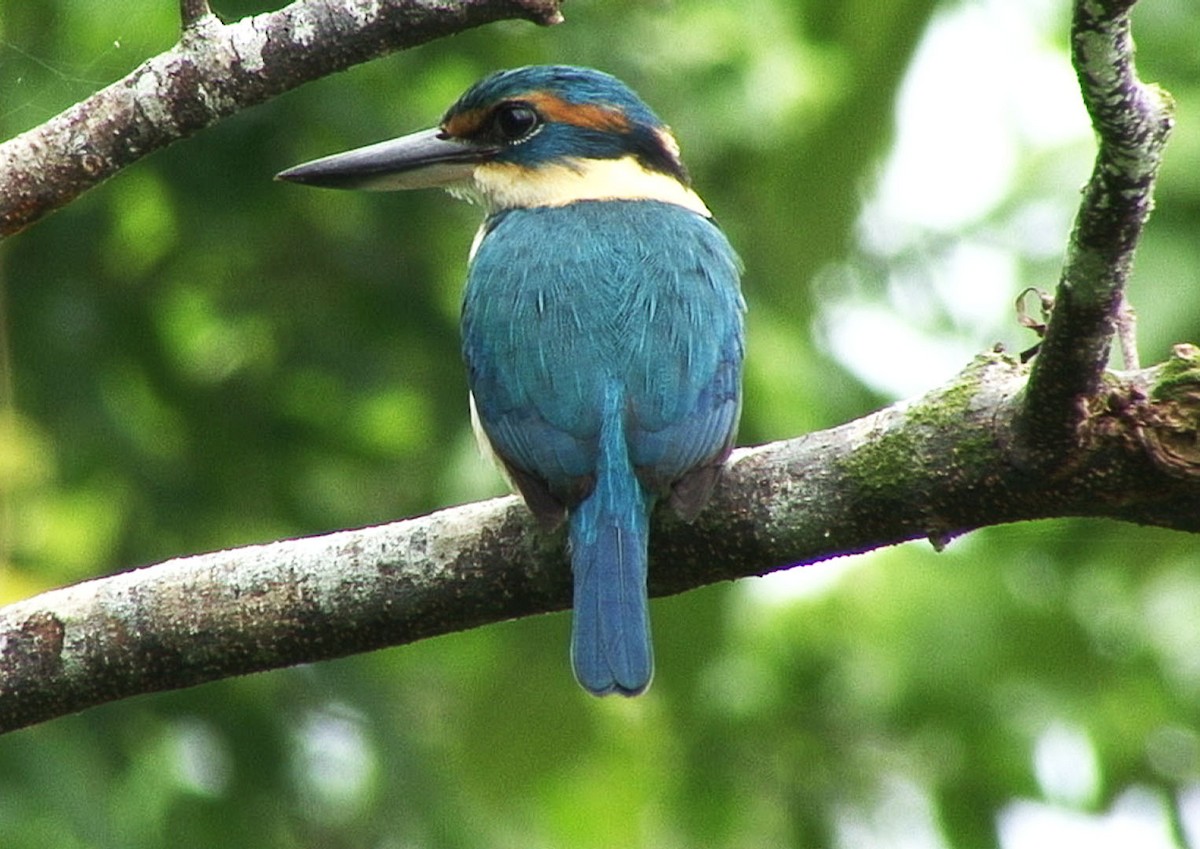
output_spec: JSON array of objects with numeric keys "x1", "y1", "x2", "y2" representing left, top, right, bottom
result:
[{"x1": 276, "y1": 128, "x2": 498, "y2": 191}]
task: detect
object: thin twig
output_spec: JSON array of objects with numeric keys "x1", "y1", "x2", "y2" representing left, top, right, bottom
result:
[{"x1": 1116, "y1": 293, "x2": 1140, "y2": 370}]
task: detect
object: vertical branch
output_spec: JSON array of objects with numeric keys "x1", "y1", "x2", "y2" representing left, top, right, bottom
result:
[
  {"x1": 1017, "y1": 0, "x2": 1173, "y2": 461},
  {"x1": 180, "y1": 0, "x2": 214, "y2": 30}
]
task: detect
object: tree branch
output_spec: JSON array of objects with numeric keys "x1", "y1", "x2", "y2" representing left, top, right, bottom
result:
[
  {"x1": 5, "y1": 350, "x2": 1200, "y2": 733},
  {"x1": 0, "y1": 0, "x2": 563, "y2": 240},
  {"x1": 1017, "y1": 0, "x2": 1173, "y2": 461}
]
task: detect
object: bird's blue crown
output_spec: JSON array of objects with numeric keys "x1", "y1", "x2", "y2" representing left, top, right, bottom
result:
[{"x1": 439, "y1": 65, "x2": 690, "y2": 183}]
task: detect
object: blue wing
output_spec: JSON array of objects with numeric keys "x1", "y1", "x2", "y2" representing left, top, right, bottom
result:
[{"x1": 461, "y1": 199, "x2": 744, "y2": 522}]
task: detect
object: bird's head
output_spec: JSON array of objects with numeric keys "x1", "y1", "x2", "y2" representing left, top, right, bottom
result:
[{"x1": 277, "y1": 65, "x2": 710, "y2": 216}]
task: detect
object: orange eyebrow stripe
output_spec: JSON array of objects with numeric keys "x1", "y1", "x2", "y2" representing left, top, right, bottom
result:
[
  {"x1": 522, "y1": 93, "x2": 630, "y2": 132},
  {"x1": 443, "y1": 107, "x2": 490, "y2": 139},
  {"x1": 442, "y1": 94, "x2": 631, "y2": 139}
]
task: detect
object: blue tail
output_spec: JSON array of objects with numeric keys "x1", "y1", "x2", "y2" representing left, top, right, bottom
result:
[{"x1": 568, "y1": 402, "x2": 653, "y2": 697}]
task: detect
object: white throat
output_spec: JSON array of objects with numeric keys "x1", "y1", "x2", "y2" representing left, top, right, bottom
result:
[{"x1": 462, "y1": 155, "x2": 712, "y2": 218}]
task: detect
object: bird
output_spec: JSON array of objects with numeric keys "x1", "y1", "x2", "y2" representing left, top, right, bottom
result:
[{"x1": 277, "y1": 65, "x2": 745, "y2": 696}]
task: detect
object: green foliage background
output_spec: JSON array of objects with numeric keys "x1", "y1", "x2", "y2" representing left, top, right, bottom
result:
[{"x1": 2, "y1": 1, "x2": 1200, "y2": 847}]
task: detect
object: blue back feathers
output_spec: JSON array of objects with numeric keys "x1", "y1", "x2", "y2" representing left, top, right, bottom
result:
[
  {"x1": 466, "y1": 202, "x2": 742, "y2": 511},
  {"x1": 464, "y1": 199, "x2": 743, "y2": 695}
]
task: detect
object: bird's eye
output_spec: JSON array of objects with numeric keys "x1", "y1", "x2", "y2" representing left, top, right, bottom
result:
[{"x1": 493, "y1": 104, "x2": 540, "y2": 142}]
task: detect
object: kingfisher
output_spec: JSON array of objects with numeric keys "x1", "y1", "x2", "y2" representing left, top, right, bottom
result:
[{"x1": 278, "y1": 65, "x2": 745, "y2": 696}]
